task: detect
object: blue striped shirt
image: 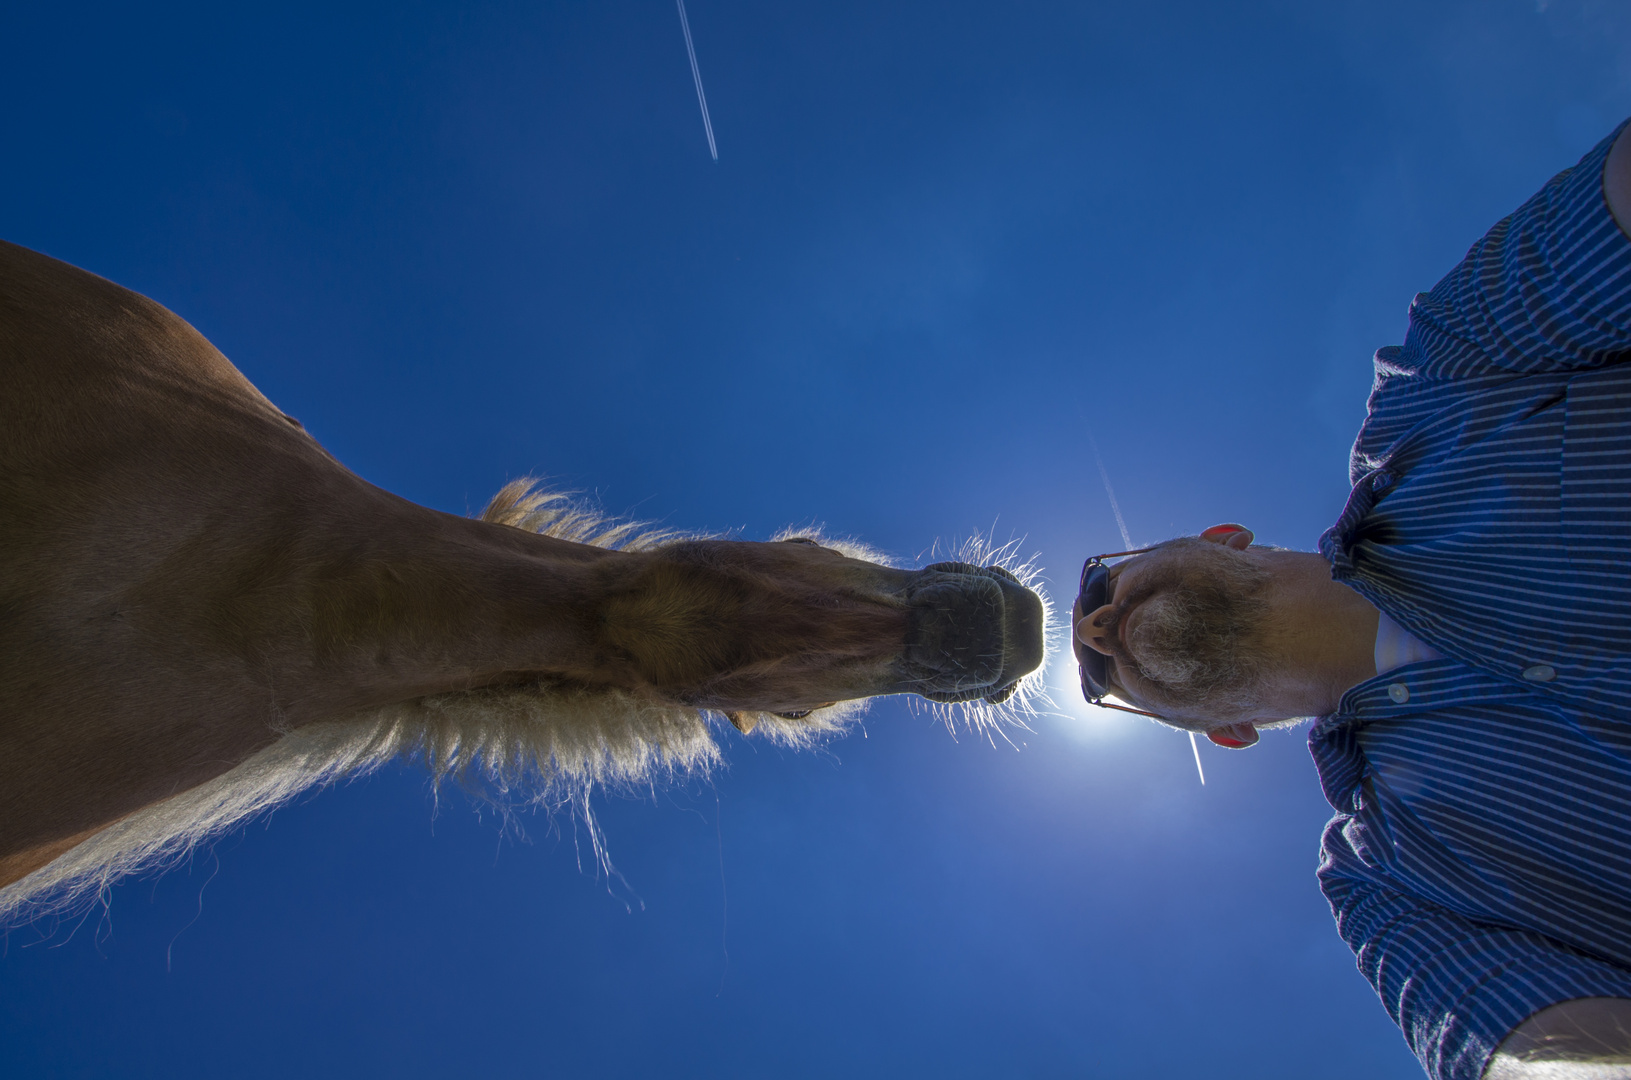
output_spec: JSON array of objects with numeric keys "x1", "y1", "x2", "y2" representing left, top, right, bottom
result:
[{"x1": 1313, "y1": 121, "x2": 1631, "y2": 1080}]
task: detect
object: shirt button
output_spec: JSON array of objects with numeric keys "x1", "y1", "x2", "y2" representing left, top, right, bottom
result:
[
  {"x1": 1522, "y1": 664, "x2": 1557, "y2": 682},
  {"x1": 1388, "y1": 682, "x2": 1410, "y2": 703}
]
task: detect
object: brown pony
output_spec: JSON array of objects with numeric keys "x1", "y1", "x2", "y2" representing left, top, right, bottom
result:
[{"x1": 0, "y1": 240, "x2": 1048, "y2": 923}]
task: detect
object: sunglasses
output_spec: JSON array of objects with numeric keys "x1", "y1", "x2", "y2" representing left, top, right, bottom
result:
[{"x1": 1072, "y1": 547, "x2": 1165, "y2": 718}]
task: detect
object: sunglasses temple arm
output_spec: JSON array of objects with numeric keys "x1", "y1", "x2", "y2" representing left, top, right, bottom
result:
[
  {"x1": 1094, "y1": 546, "x2": 1158, "y2": 562},
  {"x1": 1088, "y1": 697, "x2": 1167, "y2": 720}
]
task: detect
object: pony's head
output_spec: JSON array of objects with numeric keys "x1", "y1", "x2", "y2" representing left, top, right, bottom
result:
[{"x1": 482, "y1": 480, "x2": 1049, "y2": 736}]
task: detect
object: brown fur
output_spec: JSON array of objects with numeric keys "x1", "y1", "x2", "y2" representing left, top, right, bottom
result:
[{"x1": 0, "y1": 240, "x2": 1046, "y2": 912}]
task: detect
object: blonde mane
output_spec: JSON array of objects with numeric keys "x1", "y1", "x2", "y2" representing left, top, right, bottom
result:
[{"x1": 0, "y1": 480, "x2": 1051, "y2": 928}]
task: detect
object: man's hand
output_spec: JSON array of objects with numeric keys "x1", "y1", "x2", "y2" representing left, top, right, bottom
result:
[{"x1": 1485, "y1": 998, "x2": 1631, "y2": 1079}]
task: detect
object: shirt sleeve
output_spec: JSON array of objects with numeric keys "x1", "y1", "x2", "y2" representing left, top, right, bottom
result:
[
  {"x1": 1319, "y1": 814, "x2": 1631, "y2": 1080},
  {"x1": 1399, "y1": 119, "x2": 1631, "y2": 379}
]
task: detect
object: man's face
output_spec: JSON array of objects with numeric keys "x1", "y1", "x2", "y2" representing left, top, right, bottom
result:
[{"x1": 1076, "y1": 537, "x2": 1272, "y2": 729}]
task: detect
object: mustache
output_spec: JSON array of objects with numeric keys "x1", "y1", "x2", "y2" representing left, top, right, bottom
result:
[{"x1": 1097, "y1": 580, "x2": 1161, "y2": 676}]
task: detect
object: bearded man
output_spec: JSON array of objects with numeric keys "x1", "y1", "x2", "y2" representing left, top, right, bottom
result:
[{"x1": 1074, "y1": 119, "x2": 1631, "y2": 1080}]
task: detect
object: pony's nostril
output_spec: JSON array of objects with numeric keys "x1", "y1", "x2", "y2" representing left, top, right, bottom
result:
[
  {"x1": 925, "y1": 560, "x2": 982, "y2": 575},
  {"x1": 927, "y1": 560, "x2": 1022, "y2": 586}
]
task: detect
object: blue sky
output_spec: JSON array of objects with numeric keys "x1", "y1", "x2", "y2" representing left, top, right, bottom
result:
[{"x1": 3, "y1": 2, "x2": 1629, "y2": 1077}]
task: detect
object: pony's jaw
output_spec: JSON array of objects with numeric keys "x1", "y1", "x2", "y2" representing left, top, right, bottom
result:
[{"x1": 595, "y1": 540, "x2": 1046, "y2": 715}]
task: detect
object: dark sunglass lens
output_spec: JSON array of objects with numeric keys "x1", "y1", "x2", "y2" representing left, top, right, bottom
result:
[
  {"x1": 1077, "y1": 562, "x2": 1109, "y2": 622},
  {"x1": 1073, "y1": 560, "x2": 1114, "y2": 703},
  {"x1": 1079, "y1": 650, "x2": 1110, "y2": 702}
]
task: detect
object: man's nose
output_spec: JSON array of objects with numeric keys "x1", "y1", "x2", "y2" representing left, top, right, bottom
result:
[{"x1": 1075, "y1": 602, "x2": 1118, "y2": 658}]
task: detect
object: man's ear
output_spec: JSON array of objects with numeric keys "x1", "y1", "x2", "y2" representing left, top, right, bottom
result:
[
  {"x1": 1206, "y1": 721, "x2": 1260, "y2": 749},
  {"x1": 1199, "y1": 524, "x2": 1254, "y2": 551}
]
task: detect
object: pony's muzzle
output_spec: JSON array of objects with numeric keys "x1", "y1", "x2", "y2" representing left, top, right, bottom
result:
[{"x1": 896, "y1": 562, "x2": 1045, "y2": 704}]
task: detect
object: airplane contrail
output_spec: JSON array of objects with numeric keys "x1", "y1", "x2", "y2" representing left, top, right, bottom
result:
[
  {"x1": 1089, "y1": 429, "x2": 1133, "y2": 555},
  {"x1": 675, "y1": 0, "x2": 718, "y2": 161},
  {"x1": 1087, "y1": 428, "x2": 1205, "y2": 786}
]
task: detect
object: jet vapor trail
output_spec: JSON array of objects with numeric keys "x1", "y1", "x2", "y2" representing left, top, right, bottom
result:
[
  {"x1": 675, "y1": 0, "x2": 717, "y2": 161},
  {"x1": 1087, "y1": 428, "x2": 1205, "y2": 786},
  {"x1": 1089, "y1": 428, "x2": 1133, "y2": 555}
]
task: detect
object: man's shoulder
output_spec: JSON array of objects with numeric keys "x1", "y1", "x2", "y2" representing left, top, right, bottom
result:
[
  {"x1": 1346, "y1": 346, "x2": 1525, "y2": 483},
  {"x1": 1348, "y1": 353, "x2": 1631, "y2": 483}
]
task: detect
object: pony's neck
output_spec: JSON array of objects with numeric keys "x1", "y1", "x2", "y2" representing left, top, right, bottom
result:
[{"x1": 264, "y1": 488, "x2": 641, "y2": 723}]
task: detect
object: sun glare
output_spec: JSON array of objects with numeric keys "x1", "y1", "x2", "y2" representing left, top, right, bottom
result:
[
  {"x1": 1045, "y1": 643, "x2": 1138, "y2": 743},
  {"x1": 1042, "y1": 624, "x2": 1207, "y2": 783}
]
